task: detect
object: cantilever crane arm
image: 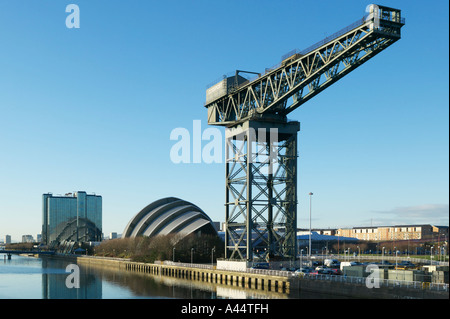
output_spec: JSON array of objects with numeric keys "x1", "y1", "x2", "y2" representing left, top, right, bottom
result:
[{"x1": 205, "y1": 4, "x2": 405, "y2": 126}]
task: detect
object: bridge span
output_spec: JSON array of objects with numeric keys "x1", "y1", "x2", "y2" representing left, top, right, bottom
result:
[{"x1": 0, "y1": 250, "x2": 55, "y2": 259}]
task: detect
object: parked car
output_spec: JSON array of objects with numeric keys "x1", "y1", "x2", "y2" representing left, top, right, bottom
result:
[
  {"x1": 318, "y1": 268, "x2": 332, "y2": 274},
  {"x1": 295, "y1": 267, "x2": 313, "y2": 275},
  {"x1": 399, "y1": 261, "x2": 416, "y2": 268},
  {"x1": 280, "y1": 267, "x2": 296, "y2": 272},
  {"x1": 251, "y1": 262, "x2": 269, "y2": 270},
  {"x1": 315, "y1": 265, "x2": 330, "y2": 271},
  {"x1": 330, "y1": 268, "x2": 342, "y2": 275}
]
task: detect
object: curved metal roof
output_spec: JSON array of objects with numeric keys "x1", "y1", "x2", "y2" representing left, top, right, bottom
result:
[{"x1": 123, "y1": 197, "x2": 217, "y2": 239}]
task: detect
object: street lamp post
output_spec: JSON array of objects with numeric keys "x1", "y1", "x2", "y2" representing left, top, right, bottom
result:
[
  {"x1": 300, "y1": 249, "x2": 303, "y2": 270},
  {"x1": 430, "y1": 246, "x2": 434, "y2": 265},
  {"x1": 309, "y1": 192, "x2": 313, "y2": 258},
  {"x1": 191, "y1": 248, "x2": 194, "y2": 266},
  {"x1": 395, "y1": 248, "x2": 398, "y2": 270},
  {"x1": 438, "y1": 245, "x2": 441, "y2": 262},
  {"x1": 357, "y1": 246, "x2": 360, "y2": 262}
]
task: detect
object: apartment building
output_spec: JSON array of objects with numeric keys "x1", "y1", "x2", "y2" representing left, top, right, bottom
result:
[{"x1": 336, "y1": 224, "x2": 448, "y2": 241}]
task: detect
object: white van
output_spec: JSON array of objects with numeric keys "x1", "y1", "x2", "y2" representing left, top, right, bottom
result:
[{"x1": 340, "y1": 261, "x2": 357, "y2": 271}]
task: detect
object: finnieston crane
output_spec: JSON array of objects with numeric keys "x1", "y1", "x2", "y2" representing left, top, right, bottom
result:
[{"x1": 204, "y1": 4, "x2": 405, "y2": 261}]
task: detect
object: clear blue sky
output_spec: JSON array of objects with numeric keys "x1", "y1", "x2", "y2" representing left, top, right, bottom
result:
[{"x1": 0, "y1": 0, "x2": 448, "y2": 242}]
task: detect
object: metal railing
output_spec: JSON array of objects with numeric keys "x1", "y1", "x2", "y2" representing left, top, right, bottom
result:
[
  {"x1": 156, "y1": 260, "x2": 448, "y2": 292},
  {"x1": 245, "y1": 268, "x2": 292, "y2": 278},
  {"x1": 162, "y1": 260, "x2": 293, "y2": 277},
  {"x1": 298, "y1": 16, "x2": 369, "y2": 56},
  {"x1": 281, "y1": 13, "x2": 405, "y2": 63},
  {"x1": 162, "y1": 260, "x2": 214, "y2": 270},
  {"x1": 312, "y1": 255, "x2": 449, "y2": 266},
  {"x1": 204, "y1": 12, "x2": 406, "y2": 102},
  {"x1": 300, "y1": 273, "x2": 449, "y2": 292}
]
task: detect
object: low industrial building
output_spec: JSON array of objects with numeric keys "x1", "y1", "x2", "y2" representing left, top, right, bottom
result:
[{"x1": 297, "y1": 231, "x2": 358, "y2": 254}]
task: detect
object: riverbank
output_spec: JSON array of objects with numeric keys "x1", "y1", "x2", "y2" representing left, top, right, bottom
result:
[
  {"x1": 71, "y1": 255, "x2": 448, "y2": 299},
  {"x1": 76, "y1": 256, "x2": 290, "y2": 294},
  {"x1": 293, "y1": 275, "x2": 448, "y2": 299}
]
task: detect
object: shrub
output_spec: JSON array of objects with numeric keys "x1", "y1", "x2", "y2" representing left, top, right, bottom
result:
[{"x1": 94, "y1": 234, "x2": 224, "y2": 263}]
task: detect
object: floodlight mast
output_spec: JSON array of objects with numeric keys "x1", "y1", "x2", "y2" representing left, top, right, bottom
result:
[{"x1": 205, "y1": 5, "x2": 404, "y2": 261}]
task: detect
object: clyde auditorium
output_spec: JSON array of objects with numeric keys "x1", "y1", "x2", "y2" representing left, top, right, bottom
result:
[{"x1": 123, "y1": 197, "x2": 218, "y2": 239}]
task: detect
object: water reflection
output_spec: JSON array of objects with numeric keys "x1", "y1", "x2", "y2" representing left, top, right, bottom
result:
[
  {"x1": 41, "y1": 258, "x2": 102, "y2": 299},
  {"x1": 90, "y1": 264, "x2": 290, "y2": 299},
  {"x1": 1, "y1": 256, "x2": 337, "y2": 299}
]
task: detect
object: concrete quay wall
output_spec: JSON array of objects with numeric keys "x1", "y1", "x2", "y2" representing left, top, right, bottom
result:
[
  {"x1": 76, "y1": 256, "x2": 289, "y2": 294},
  {"x1": 289, "y1": 276, "x2": 448, "y2": 299},
  {"x1": 75, "y1": 256, "x2": 448, "y2": 299}
]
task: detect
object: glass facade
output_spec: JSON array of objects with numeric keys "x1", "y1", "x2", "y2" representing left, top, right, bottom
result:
[{"x1": 42, "y1": 191, "x2": 102, "y2": 245}]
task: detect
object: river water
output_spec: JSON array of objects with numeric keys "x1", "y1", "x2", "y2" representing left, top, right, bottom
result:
[{"x1": 0, "y1": 255, "x2": 336, "y2": 299}]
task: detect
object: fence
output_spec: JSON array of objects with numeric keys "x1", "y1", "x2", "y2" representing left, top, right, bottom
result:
[
  {"x1": 162, "y1": 260, "x2": 214, "y2": 270},
  {"x1": 319, "y1": 255, "x2": 449, "y2": 266},
  {"x1": 155, "y1": 260, "x2": 449, "y2": 293},
  {"x1": 300, "y1": 273, "x2": 449, "y2": 292}
]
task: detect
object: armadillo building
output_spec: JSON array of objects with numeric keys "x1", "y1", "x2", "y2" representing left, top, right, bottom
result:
[{"x1": 123, "y1": 197, "x2": 217, "y2": 239}]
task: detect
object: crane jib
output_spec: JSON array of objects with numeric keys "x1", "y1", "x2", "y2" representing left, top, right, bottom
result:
[
  {"x1": 205, "y1": 4, "x2": 405, "y2": 261},
  {"x1": 205, "y1": 4, "x2": 404, "y2": 127}
]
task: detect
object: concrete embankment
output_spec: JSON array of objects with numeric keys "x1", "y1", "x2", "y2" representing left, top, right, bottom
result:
[
  {"x1": 289, "y1": 276, "x2": 448, "y2": 299},
  {"x1": 76, "y1": 256, "x2": 290, "y2": 294},
  {"x1": 73, "y1": 256, "x2": 448, "y2": 299}
]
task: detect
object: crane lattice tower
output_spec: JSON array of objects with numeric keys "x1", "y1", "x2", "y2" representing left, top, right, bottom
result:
[{"x1": 204, "y1": 4, "x2": 405, "y2": 261}]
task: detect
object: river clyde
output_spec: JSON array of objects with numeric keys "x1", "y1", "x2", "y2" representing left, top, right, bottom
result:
[{"x1": 0, "y1": 255, "x2": 337, "y2": 299}]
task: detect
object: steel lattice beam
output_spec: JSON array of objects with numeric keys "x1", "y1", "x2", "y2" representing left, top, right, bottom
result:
[
  {"x1": 205, "y1": 6, "x2": 404, "y2": 126},
  {"x1": 224, "y1": 121, "x2": 299, "y2": 260},
  {"x1": 207, "y1": 5, "x2": 404, "y2": 262}
]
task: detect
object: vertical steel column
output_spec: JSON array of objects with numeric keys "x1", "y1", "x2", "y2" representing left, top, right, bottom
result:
[
  {"x1": 225, "y1": 137, "x2": 230, "y2": 259},
  {"x1": 225, "y1": 128, "x2": 249, "y2": 259},
  {"x1": 246, "y1": 133, "x2": 253, "y2": 261},
  {"x1": 225, "y1": 120, "x2": 299, "y2": 261},
  {"x1": 282, "y1": 133, "x2": 298, "y2": 259}
]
